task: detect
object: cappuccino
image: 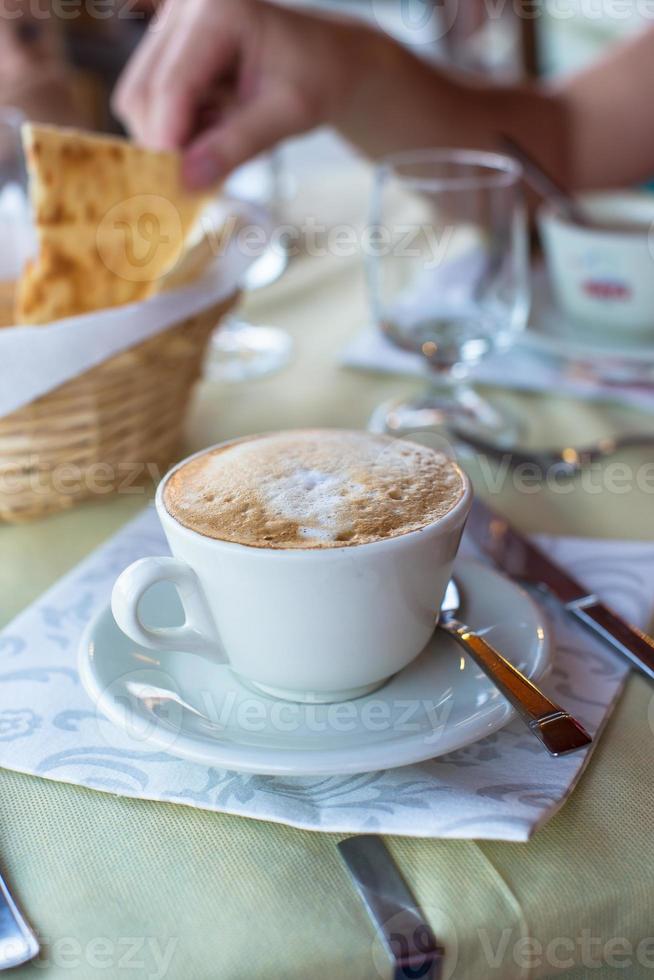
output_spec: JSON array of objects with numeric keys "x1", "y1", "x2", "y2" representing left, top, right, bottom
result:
[{"x1": 163, "y1": 429, "x2": 465, "y2": 549}]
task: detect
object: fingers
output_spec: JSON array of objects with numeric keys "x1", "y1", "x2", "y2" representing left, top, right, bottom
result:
[
  {"x1": 114, "y1": 0, "x2": 236, "y2": 150},
  {"x1": 113, "y1": 0, "x2": 326, "y2": 185},
  {"x1": 112, "y1": 0, "x2": 180, "y2": 143},
  {"x1": 182, "y1": 86, "x2": 313, "y2": 187},
  {"x1": 145, "y1": 19, "x2": 238, "y2": 149}
]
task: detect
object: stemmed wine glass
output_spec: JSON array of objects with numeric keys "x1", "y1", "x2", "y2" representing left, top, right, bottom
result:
[
  {"x1": 0, "y1": 108, "x2": 31, "y2": 270},
  {"x1": 205, "y1": 149, "x2": 293, "y2": 383},
  {"x1": 367, "y1": 149, "x2": 529, "y2": 443}
]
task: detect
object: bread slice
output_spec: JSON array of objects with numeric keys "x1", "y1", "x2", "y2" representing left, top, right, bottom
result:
[{"x1": 15, "y1": 124, "x2": 212, "y2": 324}]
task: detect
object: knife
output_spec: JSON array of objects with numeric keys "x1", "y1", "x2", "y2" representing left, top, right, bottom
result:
[
  {"x1": 0, "y1": 870, "x2": 39, "y2": 970},
  {"x1": 466, "y1": 498, "x2": 654, "y2": 681},
  {"x1": 338, "y1": 835, "x2": 443, "y2": 980}
]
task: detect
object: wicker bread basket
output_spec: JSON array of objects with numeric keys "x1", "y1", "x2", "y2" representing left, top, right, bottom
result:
[{"x1": 0, "y1": 290, "x2": 237, "y2": 523}]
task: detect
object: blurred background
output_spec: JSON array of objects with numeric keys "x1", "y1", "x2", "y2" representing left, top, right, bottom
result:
[{"x1": 1, "y1": 0, "x2": 646, "y2": 134}]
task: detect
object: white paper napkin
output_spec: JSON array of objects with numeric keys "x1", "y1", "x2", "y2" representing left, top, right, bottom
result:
[
  {"x1": 0, "y1": 507, "x2": 647, "y2": 840},
  {"x1": 342, "y1": 327, "x2": 654, "y2": 414},
  {"x1": 0, "y1": 199, "x2": 270, "y2": 419},
  {"x1": 341, "y1": 262, "x2": 654, "y2": 413}
]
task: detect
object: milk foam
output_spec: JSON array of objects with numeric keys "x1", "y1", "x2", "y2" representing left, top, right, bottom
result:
[
  {"x1": 163, "y1": 429, "x2": 465, "y2": 549},
  {"x1": 263, "y1": 468, "x2": 363, "y2": 543}
]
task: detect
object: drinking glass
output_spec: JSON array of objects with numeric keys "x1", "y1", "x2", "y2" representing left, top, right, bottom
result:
[
  {"x1": 0, "y1": 109, "x2": 30, "y2": 249},
  {"x1": 205, "y1": 149, "x2": 293, "y2": 383},
  {"x1": 0, "y1": 108, "x2": 32, "y2": 324},
  {"x1": 367, "y1": 149, "x2": 529, "y2": 442}
]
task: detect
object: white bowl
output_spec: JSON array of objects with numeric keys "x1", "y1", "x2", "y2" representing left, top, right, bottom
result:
[{"x1": 538, "y1": 191, "x2": 654, "y2": 336}]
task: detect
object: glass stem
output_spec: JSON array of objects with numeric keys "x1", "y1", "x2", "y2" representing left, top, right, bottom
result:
[{"x1": 426, "y1": 366, "x2": 467, "y2": 396}]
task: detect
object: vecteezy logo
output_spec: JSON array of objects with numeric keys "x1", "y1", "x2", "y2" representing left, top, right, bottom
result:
[
  {"x1": 370, "y1": 0, "x2": 457, "y2": 46},
  {"x1": 371, "y1": 906, "x2": 458, "y2": 980},
  {"x1": 96, "y1": 194, "x2": 181, "y2": 284},
  {"x1": 93, "y1": 667, "x2": 187, "y2": 755},
  {"x1": 114, "y1": 213, "x2": 171, "y2": 269}
]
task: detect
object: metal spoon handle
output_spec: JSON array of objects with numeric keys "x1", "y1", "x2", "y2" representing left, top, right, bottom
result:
[
  {"x1": 501, "y1": 134, "x2": 591, "y2": 227},
  {"x1": 440, "y1": 618, "x2": 592, "y2": 756}
]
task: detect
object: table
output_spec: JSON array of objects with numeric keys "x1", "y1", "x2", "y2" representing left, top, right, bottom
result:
[{"x1": 1, "y1": 159, "x2": 653, "y2": 979}]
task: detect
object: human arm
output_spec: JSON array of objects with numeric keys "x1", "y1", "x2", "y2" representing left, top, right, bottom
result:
[{"x1": 112, "y1": 0, "x2": 654, "y2": 191}]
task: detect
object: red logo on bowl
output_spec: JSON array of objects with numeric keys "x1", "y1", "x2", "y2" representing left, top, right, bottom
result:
[{"x1": 581, "y1": 279, "x2": 631, "y2": 301}]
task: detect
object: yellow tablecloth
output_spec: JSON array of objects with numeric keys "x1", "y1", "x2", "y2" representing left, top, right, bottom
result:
[{"x1": 1, "y1": 162, "x2": 653, "y2": 979}]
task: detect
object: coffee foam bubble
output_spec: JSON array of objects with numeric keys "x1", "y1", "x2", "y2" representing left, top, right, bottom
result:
[{"x1": 163, "y1": 429, "x2": 465, "y2": 549}]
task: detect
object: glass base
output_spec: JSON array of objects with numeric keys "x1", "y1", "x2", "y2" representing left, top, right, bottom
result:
[
  {"x1": 242, "y1": 245, "x2": 288, "y2": 292},
  {"x1": 205, "y1": 319, "x2": 293, "y2": 383},
  {"x1": 368, "y1": 384, "x2": 523, "y2": 448}
]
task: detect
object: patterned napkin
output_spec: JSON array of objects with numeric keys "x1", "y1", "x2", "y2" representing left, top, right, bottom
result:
[{"x1": 0, "y1": 507, "x2": 650, "y2": 841}]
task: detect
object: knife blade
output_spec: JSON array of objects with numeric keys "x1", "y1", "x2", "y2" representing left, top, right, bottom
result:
[
  {"x1": 467, "y1": 498, "x2": 654, "y2": 681},
  {"x1": 0, "y1": 870, "x2": 39, "y2": 970}
]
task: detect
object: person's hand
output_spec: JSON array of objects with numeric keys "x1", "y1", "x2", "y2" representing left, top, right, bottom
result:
[{"x1": 112, "y1": 0, "x2": 367, "y2": 188}]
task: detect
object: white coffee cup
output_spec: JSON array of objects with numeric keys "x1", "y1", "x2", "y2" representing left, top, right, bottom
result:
[
  {"x1": 539, "y1": 191, "x2": 654, "y2": 335},
  {"x1": 111, "y1": 441, "x2": 472, "y2": 703}
]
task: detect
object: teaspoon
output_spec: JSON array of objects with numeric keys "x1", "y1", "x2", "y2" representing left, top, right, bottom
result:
[{"x1": 439, "y1": 579, "x2": 592, "y2": 755}]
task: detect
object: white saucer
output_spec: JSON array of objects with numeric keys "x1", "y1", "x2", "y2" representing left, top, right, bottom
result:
[
  {"x1": 519, "y1": 271, "x2": 654, "y2": 379},
  {"x1": 78, "y1": 559, "x2": 550, "y2": 776}
]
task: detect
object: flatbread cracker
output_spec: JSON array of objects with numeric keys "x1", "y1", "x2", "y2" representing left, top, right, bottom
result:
[{"x1": 16, "y1": 124, "x2": 212, "y2": 324}]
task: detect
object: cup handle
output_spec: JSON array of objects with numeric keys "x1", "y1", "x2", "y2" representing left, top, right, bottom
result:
[{"x1": 111, "y1": 556, "x2": 226, "y2": 662}]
